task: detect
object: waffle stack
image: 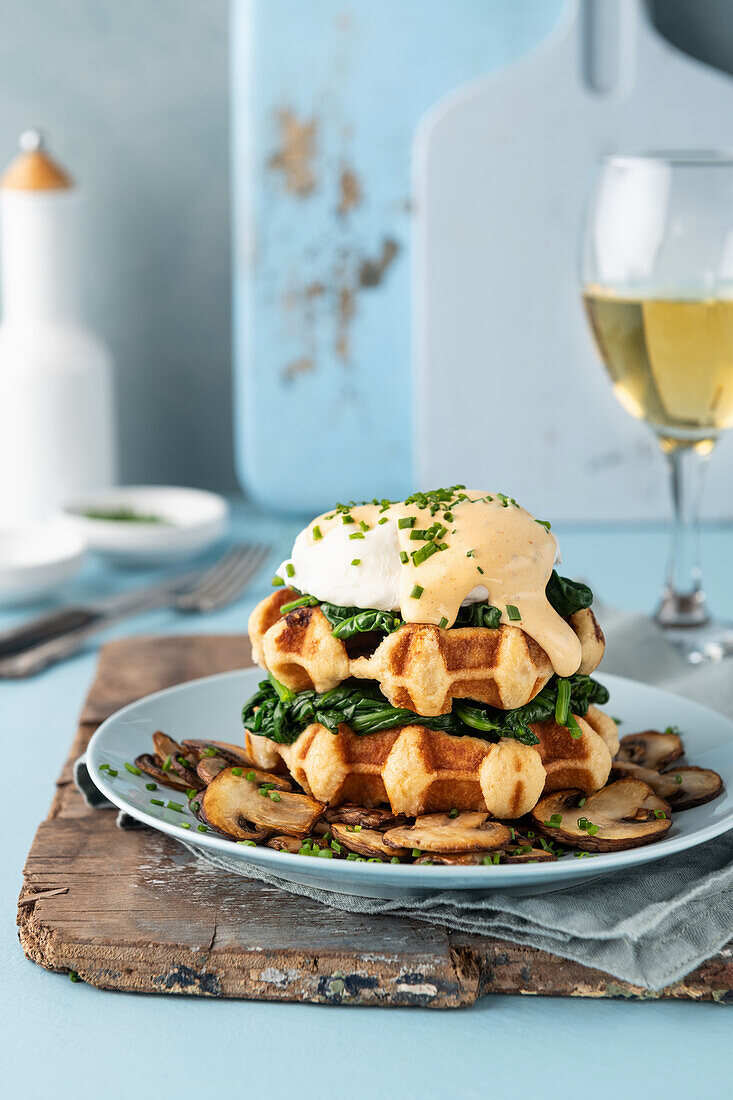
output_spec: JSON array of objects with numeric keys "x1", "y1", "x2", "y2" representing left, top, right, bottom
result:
[{"x1": 244, "y1": 589, "x2": 617, "y2": 818}]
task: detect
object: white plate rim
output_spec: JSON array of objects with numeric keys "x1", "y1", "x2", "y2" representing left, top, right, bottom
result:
[{"x1": 86, "y1": 668, "x2": 733, "y2": 891}]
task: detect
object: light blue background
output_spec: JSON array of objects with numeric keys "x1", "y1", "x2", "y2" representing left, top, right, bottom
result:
[
  {"x1": 4, "y1": 506, "x2": 733, "y2": 1099},
  {"x1": 0, "y1": 0, "x2": 730, "y2": 496}
]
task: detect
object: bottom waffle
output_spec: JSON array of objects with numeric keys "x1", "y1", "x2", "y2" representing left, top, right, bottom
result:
[{"x1": 243, "y1": 709, "x2": 617, "y2": 818}]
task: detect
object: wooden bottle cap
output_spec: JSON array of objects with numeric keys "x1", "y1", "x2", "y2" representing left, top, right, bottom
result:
[{"x1": 1, "y1": 130, "x2": 73, "y2": 191}]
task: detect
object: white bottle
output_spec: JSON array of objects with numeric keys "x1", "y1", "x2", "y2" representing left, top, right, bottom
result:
[{"x1": 0, "y1": 130, "x2": 117, "y2": 523}]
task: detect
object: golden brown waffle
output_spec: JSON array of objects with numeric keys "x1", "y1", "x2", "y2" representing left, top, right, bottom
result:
[
  {"x1": 242, "y1": 708, "x2": 614, "y2": 817},
  {"x1": 248, "y1": 590, "x2": 605, "y2": 715}
]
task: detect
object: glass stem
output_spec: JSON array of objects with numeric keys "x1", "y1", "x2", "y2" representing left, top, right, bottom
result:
[{"x1": 655, "y1": 443, "x2": 711, "y2": 629}]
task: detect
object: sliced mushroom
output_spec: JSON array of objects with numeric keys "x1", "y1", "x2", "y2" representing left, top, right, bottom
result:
[
  {"x1": 266, "y1": 835, "x2": 303, "y2": 853},
  {"x1": 195, "y1": 756, "x2": 292, "y2": 790},
  {"x1": 383, "y1": 812, "x2": 511, "y2": 854},
  {"x1": 201, "y1": 767, "x2": 324, "y2": 837},
  {"x1": 151, "y1": 731, "x2": 203, "y2": 789},
  {"x1": 414, "y1": 852, "x2": 487, "y2": 865},
  {"x1": 610, "y1": 760, "x2": 681, "y2": 801},
  {"x1": 323, "y1": 804, "x2": 407, "y2": 830},
  {"x1": 182, "y1": 739, "x2": 254, "y2": 767},
  {"x1": 134, "y1": 753, "x2": 197, "y2": 793},
  {"x1": 660, "y1": 766, "x2": 723, "y2": 811},
  {"x1": 503, "y1": 846, "x2": 557, "y2": 864},
  {"x1": 531, "y1": 779, "x2": 672, "y2": 852},
  {"x1": 330, "y1": 824, "x2": 408, "y2": 860},
  {"x1": 616, "y1": 729, "x2": 683, "y2": 770}
]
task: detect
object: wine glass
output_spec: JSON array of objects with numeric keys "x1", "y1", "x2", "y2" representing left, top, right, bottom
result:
[{"x1": 581, "y1": 151, "x2": 733, "y2": 661}]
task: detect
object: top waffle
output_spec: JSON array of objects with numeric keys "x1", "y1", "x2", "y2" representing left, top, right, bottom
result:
[{"x1": 248, "y1": 589, "x2": 605, "y2": 716}]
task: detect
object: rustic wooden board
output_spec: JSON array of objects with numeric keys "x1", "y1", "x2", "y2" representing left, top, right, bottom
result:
[{"x1": 17, "y1": 636, "x2": 733, "y2": 1006}]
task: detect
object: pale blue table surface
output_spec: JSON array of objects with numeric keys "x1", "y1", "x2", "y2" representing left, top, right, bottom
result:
[{"x1": 4, "y1": 501, "x2": 733, "y2": 1100}]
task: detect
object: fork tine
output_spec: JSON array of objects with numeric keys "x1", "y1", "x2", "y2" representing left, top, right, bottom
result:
[
  {"x1": 176, "y1": 543, "x2": 270, "y2": 612},
  {"x1": 178, "y1": 544, "x2": 252, "y2": 601},
  {"x1": 198, "y1": 544, "x2": 270, "y2": 608}
]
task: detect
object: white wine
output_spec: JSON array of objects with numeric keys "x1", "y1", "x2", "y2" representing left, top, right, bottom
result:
[{"x1": 582, "y1": 287, "x2": 733, "y2": 450}]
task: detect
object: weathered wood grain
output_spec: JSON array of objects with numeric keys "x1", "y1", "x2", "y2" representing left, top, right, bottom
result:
[{"x1": 17, "y1": 636, "x2": 733, "y2": 1006}]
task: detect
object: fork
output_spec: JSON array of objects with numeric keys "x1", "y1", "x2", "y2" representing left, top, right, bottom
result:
[{"x1": 0, "y1": 542, "x2": 270, "y2": 678}]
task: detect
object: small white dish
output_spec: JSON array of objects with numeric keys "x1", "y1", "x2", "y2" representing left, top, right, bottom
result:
[
  {"x1": 0, "y1": 520, "x2": 85, "y2": 606},
  {"x1": 87, "y1": 669, "x2": 733, "y2": 901},
  {"x1": 62, "y1": 485, "x2": 229, "y2": 565}
]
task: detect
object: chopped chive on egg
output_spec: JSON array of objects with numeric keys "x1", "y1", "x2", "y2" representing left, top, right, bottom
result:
[
  {"x1": 285, "y1": 562, "x2": 295, "y2": 577},
  {"x1": 410, "y1": 585, "x2": 424, "y2": 599}
]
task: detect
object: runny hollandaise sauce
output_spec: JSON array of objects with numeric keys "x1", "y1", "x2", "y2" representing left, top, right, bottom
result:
[{"x1": 304, "y1": 489, "x2": 582, "y2": 678}]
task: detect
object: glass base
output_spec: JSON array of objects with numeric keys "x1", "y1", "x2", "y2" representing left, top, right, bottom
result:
[
  {"x1": 658, "y1": 618, "x2": 733, "y2": 664},
  {"x1": 655, "y1": 588, "x2": 708, "y2": 629}
]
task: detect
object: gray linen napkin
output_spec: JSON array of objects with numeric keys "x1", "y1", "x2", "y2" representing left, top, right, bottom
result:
[{"x1": 75, "y1": 608, "x2": 733, "y2": 991}]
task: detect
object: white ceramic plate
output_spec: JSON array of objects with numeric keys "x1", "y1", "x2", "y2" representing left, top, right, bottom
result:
[
  {"x1": 87, "y1": 668, "x2": 733, "y2": 900},
  {"x1": 0, "y1": 520, "x2": 85, "y2": 606},
  {"x1": 62, "y1": 485, "x2": 229, "y2": 565}
]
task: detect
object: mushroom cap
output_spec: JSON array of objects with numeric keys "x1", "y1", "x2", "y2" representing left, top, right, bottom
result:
[
  {"x1": 201, "y1": 767, "x2": 323, "y2": 838},
  {"x1": 134, "y1": 753, "x2": 200, "y2": 793},
  {"x1": 330, "y1": 823, "x2": 408, "y2": 860},
  {"x1": 383, "y1": 812, "x2": 511, "y2": 854},
  {"x1": 616, "y1": 729, "x2": 684, "y2": 770},
  {"x1": 530, "y1": 779, "x2": 672, "y2": 852},
  {"x1": 660, "y1": 765, "x2": 724, "y2": 811}
]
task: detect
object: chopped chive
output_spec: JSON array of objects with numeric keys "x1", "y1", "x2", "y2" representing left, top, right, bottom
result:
[
  {"x1": 69, "y1": 971, "x2": 80, "y2": 983},
  {"x1": 231, "y1": 767, "x2": 243, "y2": 776},
  {"x1": 410, "y1": 585, "x2": 424, "y2": 599},
  {"x1": 466, "y1": 549, "x2": 475, "y2": 557},
  {"x1": 398, "y1": 516, "x2": 415, "y2": 529},
  {"x1": 351, "y1": 558, "x2": 361, "y2": 566},
  {"x1": 378, "y1": 517, "x2": 388, "y2": 524},
  {"x1": 399, "y1": 551, "x2": 409, "y2": 564},
  {"x1": 443, "y1": 511, "x2": 453, "y2": 521},
  {"x1": 349, "y1": 532, "x2": 365, "y2": 540},
  {"x1": 675, "y1": 775, "x2": 682, "y2": 784},
  {"x1": 449, "y1": 808, "x2": 458, "y2": 818},
  {"x1": 124, "y1": 762, "x2": 141, "y2": 776},
  {"x1": 342, "y1": 515, "x2": 355, "y2": 524},
  {"x1": 359, "y1": 520, "x2": 370, "y2": 531},
  {"x1": 166, "y1": 800, "x2": 184, "y2": 813},
  {"x1": 181, "y1": 822, "x2": 192, "y2": 830},
  {"x1": 505, "y1": 604, "x2": 521, "y2": 621},
  {"x1": 555, "y1": 678, "x2": 571, "y2": 725},
  {"x1": 269, "y1": 791, "x2": 282, "y2": 802},
  {"x1": 285, "y1": 562, "x2": 295, "y2": 577},
  {"x1": 145, "y1": 782, "x2": 157, "y2": 791},
  {"x1": 536, "y1": 518, "x2": 552, "y2": 530},
  {"x1": 354, "y1": 825, "x2": 362, "y2": 832},
  {"x1": 437, "y1": 543, "x2": 448, "y2": 551},
  {"x1": 411, "y1": 541, "x2": 439, "y2": 565},
  {"x1": 331, "y1": 840, "x2": 343, "y2": 854},
  {"x1": 202, "y1": 747, "x2": 217, "y2": 757},
  {"x1": 106, "y1": 769, "x2": 118, "y2": 777},
  {"x1": 185, "y1": 788, "x2": 197, "y2": 800},
  {"x1": 438, "y1": 616, "x2": 448, "y2": 629},
  {"x1": 654, "y1": 809, "x2": 667, "y2": 819},
  {"x1": 390, "y1": 857, "x2": 400, "y2": 864},
  {"x1": 192, "y1": 801, "x2": 200, "y2": 812},
  {"x1": 271, "y1": 574, "x2": 285, "y2": 587},
  {"x1": 586, "y1": 823, "x2": 600, "y2": 836},
  {"x1": 544, "y1": 813, "x2": 563, "y2": 827},
  {"x1": 246, "y1": 771, "x2": 256, "y2": 781},
  {"x1": 411, "y1": 848, "x2": 421, "y2": 857},
  {"x1": 150, "y1": 798, "x2": 164, "y2": 806},
  {"x1": 197, "y1": 824, "x2": 208, "y2": 832},
  {"x1": 98, "y1": 763, "x2": 110, "y2": 771},
  {"x1": 409, "y1": 529, "x2": 431, "y2": 541},
  {"x1": 238, "y1": 839, "x2": 256, "y2": 846},
  {"x1": 162, "y1": 755, "x2": 172, "y2": 772},
  {"x1": 312, "y1": 525, "x2": 322, "y2": 540},
  {"x1": 318, "y1": 848, "x2": 333, "y2": 858},
  {"x1": 578, "y1": 797, "x2": 587, "y2": 807}
]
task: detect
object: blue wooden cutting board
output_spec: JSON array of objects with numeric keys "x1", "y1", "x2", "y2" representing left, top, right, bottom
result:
[
  {"x1": 415, "y1": 0, "x2": 733, "y2": 521},
  {"x1": 231, "y1": 0, "x2": 564, "y2": 512}
]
